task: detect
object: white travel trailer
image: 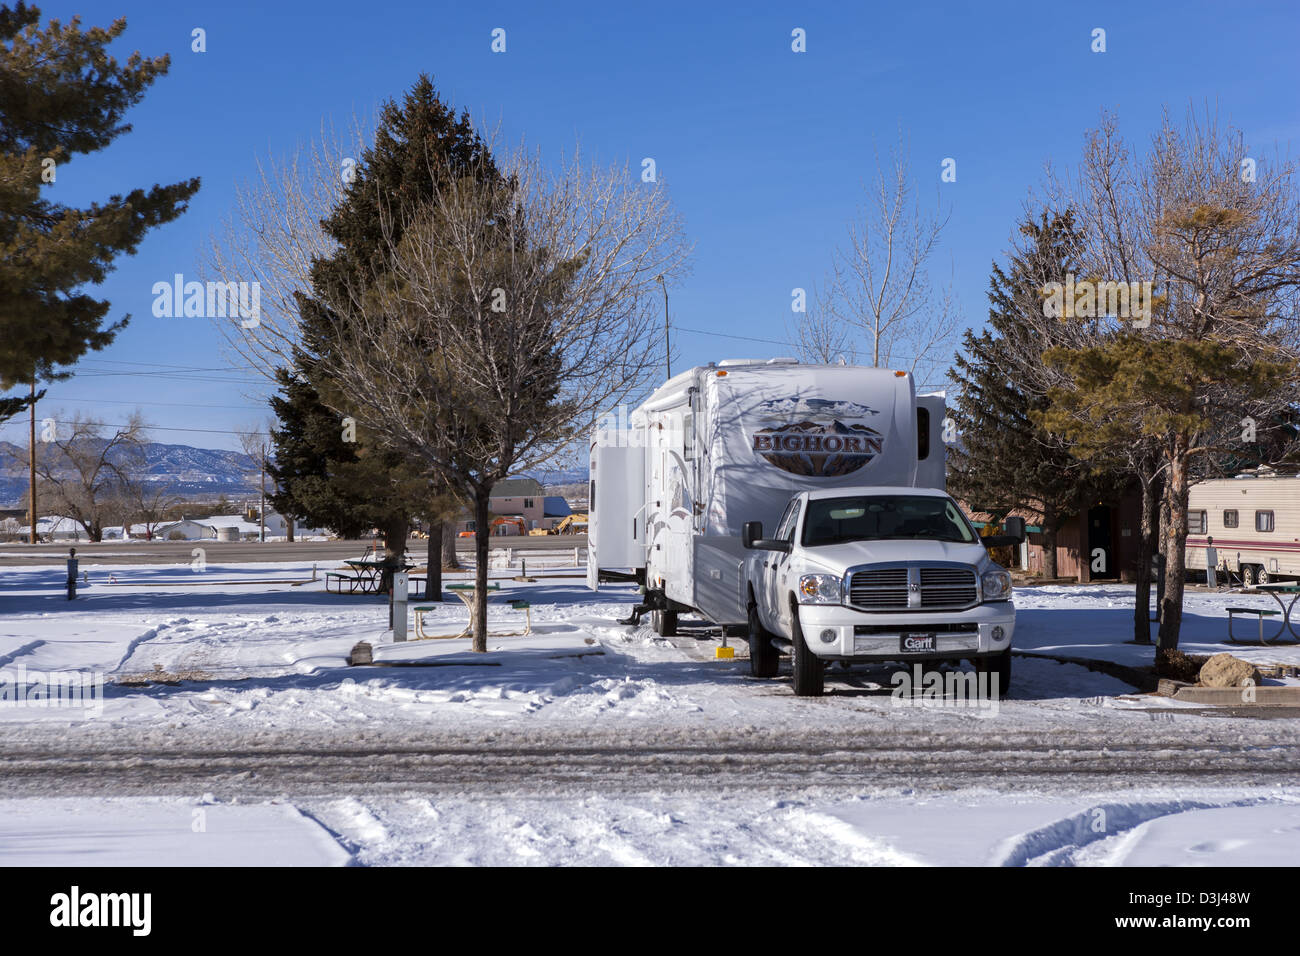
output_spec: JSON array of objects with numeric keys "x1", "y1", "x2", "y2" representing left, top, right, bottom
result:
[
  {"x1": 588, "y1": 359, "x2": 1021, "y2": 696},
  {"x1": 1185, "y1": 474, "x2": 1300, "y2": 585}
]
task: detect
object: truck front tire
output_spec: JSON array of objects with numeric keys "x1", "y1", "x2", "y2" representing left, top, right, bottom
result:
[
  {"x1": 790, "y1": 609, "x2": 825, "y2": 697},
  {"x1": 747, "y1": 602, "x2": 779, "y2": 678},
  {"x1": 977, "y1": 648, "x2": 1012, "y2": 699}
]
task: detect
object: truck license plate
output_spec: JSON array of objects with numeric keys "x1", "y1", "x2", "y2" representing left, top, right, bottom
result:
[{"x1": 901, "y1": 633, "x2": 937, "y2": 652}]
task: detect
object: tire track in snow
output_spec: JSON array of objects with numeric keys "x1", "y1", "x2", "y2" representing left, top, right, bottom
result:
[
  {"x1": 991, "y1": 797, "x2": 1274, "y2": 866},
  {"x1": 0, "y1": 640, "x2": 45, "y2": 669},
  {"x1": 2, "y1": 738, "x2": 1299, "y2": 796}
]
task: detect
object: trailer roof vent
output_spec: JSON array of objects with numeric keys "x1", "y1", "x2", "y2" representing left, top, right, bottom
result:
[{"x1": 766, "y1": 357, "x2": 799, "y2": 364}]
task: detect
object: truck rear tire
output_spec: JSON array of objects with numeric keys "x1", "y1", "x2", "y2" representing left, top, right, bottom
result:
[
  {"x1": 747, "y1": 602, "x2": 779, "y2": 678},
  {"x1": 651, "y1": 609, "x2": 678, "y2": 637},
  {"x1": 977, "y1": 648, "x2": 1012, "y2": 699},
  {"x1": 790, "y1": 611, "x2": 825, "y2": 697},
  {"x1": 1242, "y1": 565, "x2": 1258, "y2": 587}
]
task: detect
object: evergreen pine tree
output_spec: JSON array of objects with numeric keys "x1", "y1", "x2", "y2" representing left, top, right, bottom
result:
[
  {"x1": 0, "y1": 3, "x2": 200, "y2": 421},
  {"x1": 270, "y1": 75, "x2": 501, "y2": 582},
  {"x1": 948, "y1": 211, "x2": 1098, "y2": 577}
]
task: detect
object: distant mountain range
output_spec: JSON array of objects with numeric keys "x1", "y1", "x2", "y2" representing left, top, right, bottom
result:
[
  {"x1": 0, "y1": 440, "x2": 592, "y2": 506},
  {"x1": 522, "y1": 465, "x2": 590, "y2": 487},
  {"x1": 0, "y1": 440, "x2": 261, "y2": 505}
]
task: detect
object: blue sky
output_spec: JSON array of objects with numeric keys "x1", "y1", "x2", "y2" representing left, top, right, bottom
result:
[{"x1": 6, "y1": 0, "x2": 1298, "y2": 451}]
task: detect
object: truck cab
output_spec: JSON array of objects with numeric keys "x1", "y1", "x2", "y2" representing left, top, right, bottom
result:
[{"x1": 742, "y1": 486, "x2": 1023, "y2": 697}]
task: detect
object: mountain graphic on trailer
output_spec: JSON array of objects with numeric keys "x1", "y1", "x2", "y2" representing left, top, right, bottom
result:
[{"x1": 750, "y1": 399, "x2": 884, "y2": 478}]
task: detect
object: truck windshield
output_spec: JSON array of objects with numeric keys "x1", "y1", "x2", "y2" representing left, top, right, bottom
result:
[{"x1": 801, "y1": 495, "x2": 977, "y2": 547}]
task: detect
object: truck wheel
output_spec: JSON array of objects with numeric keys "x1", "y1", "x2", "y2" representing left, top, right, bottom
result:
[
  {"x1": 1257, "y1": 567, "x2": 1271, "y2": 586},
  {"x1": 747, "y1": 602, "x2": 779, "y2": 678},
  {"x1": 976, "y1": 649, "x2": 1012, "y2": 699},
  {"x1": 1242, "y1": 565, "x2": 1257, "y2": 587},
  {"x1": 790, "y1": 610, "x2": 825, "y2": 697},
  {"x1": 651, "y1": 609, "x2": 678, "y2": 636}
]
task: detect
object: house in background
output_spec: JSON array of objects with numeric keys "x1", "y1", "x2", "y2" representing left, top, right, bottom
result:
[
  {"x1": 154, "y1": 518, "x2": 216, "y2": 541},
  {"x1": 963, "y1": 489, "x2": 1144, "y2": 583},
  {"x1": 17, "y1": 516, "x2": 86, "y2": 541},
  {"x1": 457, "y1": 477, "x2": 574, "y2": 534}
]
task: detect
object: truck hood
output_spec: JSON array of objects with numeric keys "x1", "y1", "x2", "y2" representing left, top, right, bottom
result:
[{"x1": 800, "y1": 538, "x2": 992, "y2": 574}]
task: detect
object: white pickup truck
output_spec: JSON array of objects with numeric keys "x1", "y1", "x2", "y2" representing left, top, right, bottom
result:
[{"x1": 742, "y1": 486, "x2": 1024, "y2": 697}]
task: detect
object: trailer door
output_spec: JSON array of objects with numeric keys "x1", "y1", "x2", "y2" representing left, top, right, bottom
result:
[{"x1": 587, "y1": 440, "x2": 646, "y2": 590}]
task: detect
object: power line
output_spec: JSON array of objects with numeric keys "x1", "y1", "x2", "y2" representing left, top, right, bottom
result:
[
  {"x1": 77, "y1": 358, "x2": 262, "y2": 373},
  {"x1": 36, "y1": 395, "x2": 266, "y2": 411},
  {"x1": 674, "y1": 324, "x2": 954, "y2": 369},
  {"x1": 674, "y1": 325, "x2": 804, "y2": 351},
  {"x1": 70, "y1": 372, "x2": 268, "y2": 385},
  {"x1": 0, "y1": 418, "x2": 268, "y2": 438}
]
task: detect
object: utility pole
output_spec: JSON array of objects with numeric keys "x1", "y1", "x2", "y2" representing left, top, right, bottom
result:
[
  {"x1": 657, "y1": 274, "x2": 670, "y2": 378},
  {"x1": 28, "y1": 377, "x2": 36, "y2": 545},
  {"x1": 259, "y1": 439, "x2": 266, "y2": 543}
]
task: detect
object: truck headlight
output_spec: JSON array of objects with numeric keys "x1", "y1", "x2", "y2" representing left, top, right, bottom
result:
[
  {"x1": 798, "y1": 574, "x2": 842, "y2": 605},
  {"x1": 982, "y1": 569, "x2": 1012, "y2": 602}
]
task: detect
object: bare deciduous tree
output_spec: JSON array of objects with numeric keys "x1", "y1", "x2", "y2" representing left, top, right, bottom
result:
[
  {"x1": 121, "y1": 478, "x2": 181, "y2": 541},
  {"x1": 237, "y1": 425, "x2": 274, "y2": 542},
  {"x1": 313, "y1": 143, "x2": 691, "y2": 651},
  {"x1": 787, "y1": 280, "x2": 856, "y2": 364},
  {"x1": 829, "y1": 138, "x2": 960, "y2": 388},
  {"x1": 20, "y1": 412, "x2": 148, "y2": 542},
  {"x1": 1033, "y1": 107, "x2": 1300, "y2": 649},
  {"x1": 203, "y1": 120, "x2": 371, "y2": 381}
]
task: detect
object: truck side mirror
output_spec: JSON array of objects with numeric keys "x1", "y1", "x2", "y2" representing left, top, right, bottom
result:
[
  {"x1": 742, "y1": 521, "x2": 762, "y2": 549},
  {"x1": 981, "y1": 515, "x2": 1026, "y2": 548}
]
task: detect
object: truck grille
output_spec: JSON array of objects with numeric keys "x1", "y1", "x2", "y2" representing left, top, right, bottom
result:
[
  {"x1": 847, "y1": 568, "x2": 909, "y2": 608},
  {"x1": 846, "y1": 564, "x2": 979, "y2": 612},
  {"x1": 919, "y1": 567, "x2": 978, "y2": 606}
]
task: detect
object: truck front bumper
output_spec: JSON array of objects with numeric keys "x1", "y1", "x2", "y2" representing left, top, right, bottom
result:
[{"x1": 797, "y1": 602, "x2": 1015, "y2": 661}]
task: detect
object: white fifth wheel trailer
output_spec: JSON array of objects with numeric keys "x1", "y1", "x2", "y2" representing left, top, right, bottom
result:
[
  {"x1": 1185, "y1": 474, "x2": 1300, "y2": 585},
  {"x1": 587, "y1": 359, "x2": 1023, "y2": 696}
]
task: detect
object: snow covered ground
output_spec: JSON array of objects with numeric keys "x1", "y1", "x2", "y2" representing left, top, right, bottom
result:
[{"x1": 1, "y1": 559, "x2": 1297, "y2": 865}]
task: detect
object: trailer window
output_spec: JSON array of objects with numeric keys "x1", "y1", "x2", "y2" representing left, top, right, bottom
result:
[
  {"x1": 1189, "y1": 511, "x2": 1207, "y2": 534},
  {"x1": 1256, "y1": 510, "x2": 1274, "y2": 533},
  {"x1": 917, "y1": 407, "x2": 930, "y2": 461},
  {"x1": 683, "y1": 412, "x2": 695, "y2": 461},
  {"x1": 1223, "y1": 509, "x2": 1238, "y2": 529}
]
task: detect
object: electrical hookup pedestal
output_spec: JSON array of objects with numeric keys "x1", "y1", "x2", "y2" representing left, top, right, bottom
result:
[
  {"x1": 66, "y1": 548, "x2": 78, "y2": 601},
  {"x1": 390, "y1": 571, "x2": 409, "y2": 642}
]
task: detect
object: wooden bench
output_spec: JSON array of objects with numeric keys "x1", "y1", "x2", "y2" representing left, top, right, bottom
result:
[{"x1": 1226, "y1": 605, "x2": 1282, "y2": 643}]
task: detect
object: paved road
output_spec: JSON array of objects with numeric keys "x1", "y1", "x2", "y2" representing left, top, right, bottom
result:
[
  {"x1": 0, "y1": 535, "x2": 588, "y2": 567},
  {"x1": 1, "y1": 726, "x2": 1296, "y2": 797}
]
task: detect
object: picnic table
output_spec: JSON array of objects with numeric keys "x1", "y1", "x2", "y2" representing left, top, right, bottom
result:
[
  {"x1": 326, "y1": 558, "x2": 414, "y2": 595},
  {"x1": 1228, "y1": 582, "x2": 1300, "y2": 644},
  {"x1": 413, "y1": 583, "x2": 533, "y2": 639}
]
